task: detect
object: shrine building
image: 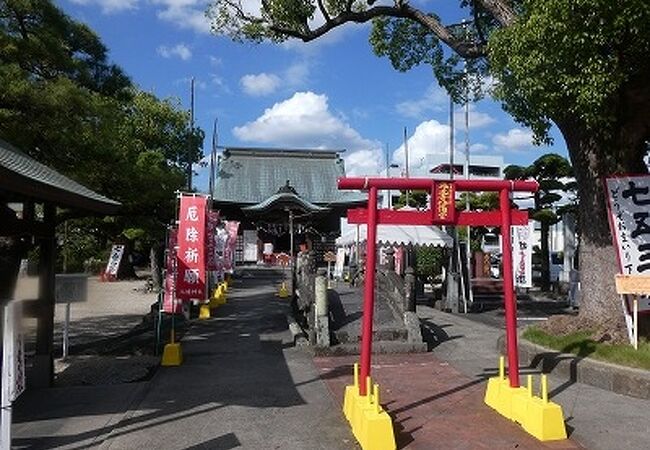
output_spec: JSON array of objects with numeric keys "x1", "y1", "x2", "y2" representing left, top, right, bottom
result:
[{"x1": 211, "y1": 147, "x2": 366, "y2": 264}]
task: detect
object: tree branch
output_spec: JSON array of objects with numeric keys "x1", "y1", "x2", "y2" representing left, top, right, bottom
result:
[
  {"x1": 475, "y1": 0, "x2": 517, "y2": 27},
  {"x1": 266, "y1": 4, "x2": 486, "y2": 58},
  {"x1": 316, "y1": 0, "x2": 330, "y2": 22}
]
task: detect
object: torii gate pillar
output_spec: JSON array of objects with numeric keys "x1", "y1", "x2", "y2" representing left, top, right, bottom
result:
[{"x1": 338, "y1": 177, "x2": 567, "y2": 446}]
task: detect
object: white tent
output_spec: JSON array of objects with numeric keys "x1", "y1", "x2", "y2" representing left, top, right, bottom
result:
[{"x1": 336, "y1": 224, "x2": 452, "y2": 247}]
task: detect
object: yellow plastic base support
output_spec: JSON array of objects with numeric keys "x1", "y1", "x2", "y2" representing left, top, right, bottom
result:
[
  {"x1": 277, "y1": 282, "x2": 289, "y2": 298},
  {"x1": 161, "y1": 342, "x2": 183, "y2": 366},
  {"x1": 210, "y1": 284, "x2": 226, "y2": 308},
  {"x1": 484, "y1": 357, "x2": 567, "y2": 441},
  {"x1": 199, "y1": 303, "x2": 211, "y2": 319},
  {"x1": 342, "y1": 363, "x2": 396, "y2": 450}
]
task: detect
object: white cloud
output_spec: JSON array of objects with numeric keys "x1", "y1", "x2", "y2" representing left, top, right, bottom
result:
[
  {"x1": 469, "y1": 143, "x2": 489, "y2": 153},
  {"x1": 492, "y1": 128, "x2": 535, "y2": 152},
  {"x1": 240, "y1": 73, "x2": 281, "y2": 96},
  {"x1": 69, "y1": 0, "x2": 138, "y2": 13},
  {"x1": 284, "y1": 61, "x2": 310, "y2": 87},
  {"x1": 392, "y1": 120, "x2": 451, "y2": 174},
  {"x1": 454, "y1": 104, "x2": 496, "y2": 129},
  {"x1": 154, "y1": 0, "x2": 212, "y2": 34},
  {"x1": 240, "y1": 60, "x2": 310, "y2": 97},
  {"x1": 157, "y1": 43, "x2": 192, "y2": 60},
  {"x1": 233, "y1": 91, "x2": 383, "y2": 175},
  {"x1": 396, "y1": 85, "x2": 448, "y2": 118}
]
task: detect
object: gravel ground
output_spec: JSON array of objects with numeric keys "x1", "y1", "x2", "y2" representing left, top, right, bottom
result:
[{"x1": 15, "y1": 273, "x2": 165, "y2": 386}]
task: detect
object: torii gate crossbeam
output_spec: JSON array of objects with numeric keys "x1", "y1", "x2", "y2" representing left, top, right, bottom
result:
[{"x1": 338, "y1": 177, "x2": 539, "y2": 396}]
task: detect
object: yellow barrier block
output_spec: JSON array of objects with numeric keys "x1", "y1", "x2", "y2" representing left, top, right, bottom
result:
[
  {"x1": 484, "y1": 357, "x2": 567, "y2": 442},
  {"x1": 342, "y1": 364, "x2": 396, "y2": 450},
  {"x1": 199, "y1": 303, "x2": 211, "y2": 319},
  {"x1": 218, "y1": 284, "x2": 227, "y2": 305},
  {"x1": 161, "y1": 342, "x2": 182, "y2": 366},
  {"x1": 277, "y1": 282, "x2": 289, "y2": 298}
]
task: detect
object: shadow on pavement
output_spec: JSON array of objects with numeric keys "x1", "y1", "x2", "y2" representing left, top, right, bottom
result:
[{"x1": 12, "y1": 275, "x2": 325, "y2": 450}]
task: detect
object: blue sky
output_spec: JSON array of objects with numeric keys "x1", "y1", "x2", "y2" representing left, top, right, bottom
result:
[{"x1": 57, "y1": 0, "x2": 566, "y2": 191}]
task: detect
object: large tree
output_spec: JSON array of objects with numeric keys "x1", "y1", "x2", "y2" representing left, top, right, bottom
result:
[{"x1": 209, "y1": 0, "x2": 650, "y2": 335}]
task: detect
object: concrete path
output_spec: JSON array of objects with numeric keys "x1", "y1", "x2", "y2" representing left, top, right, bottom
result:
[
  {"x1": 99, "y1": 275, "x2": 355, "y2": 449},
  {"x1": 13, "y1": 275, "x2": 355, "y2": 449},
  {"x1": 417, "y1": 305, "x2": 650, "y2": 450}
]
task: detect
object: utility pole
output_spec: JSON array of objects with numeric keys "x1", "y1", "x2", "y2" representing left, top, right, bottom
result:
[
  {"x1": 187, "y1": 77, "x2": 195, "y2": 191},
  {"x1": 209, "y1": 118, "x2": 218, "y2": 197},
  {"x1": 385, "y1": 142, "x2": 391, "y2": 209},
  {"x1": 464, "y1": 61, "x2": 473, "y2": 312},
  {"x1": 446, "y1": 95, "x2": 461, "y2": 313},
  {"x1": 404, "y1": 127, "x2": 410, "y2": 206}
]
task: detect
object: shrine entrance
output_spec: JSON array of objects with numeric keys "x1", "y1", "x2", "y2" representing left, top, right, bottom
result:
[{"x1": 337, "y1": 177, "x2": 569, "y2": 449}]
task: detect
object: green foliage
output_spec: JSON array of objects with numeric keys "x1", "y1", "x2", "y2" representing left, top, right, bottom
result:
[
  {"x1": 393, "y1": 190, "x2": 428, "y2": 209},
  {"x1": 523, "y1": 326, "x2": 650, "y2": 371},
  {"x1": 489, "y1": 0, "x2": 650, "y2": 142},
  {"x1": 505, "y1": 153, "x2": 574, "y2": 224},
  {"x1": 415, "y1": 246, "x2": 444, "y2": 280},
  {"x1": 0, "y1": 0, "x2": 204, "y2": 269}
]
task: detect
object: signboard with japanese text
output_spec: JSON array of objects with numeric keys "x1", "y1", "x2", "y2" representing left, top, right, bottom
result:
[
  {"x1": 224, "y1": 221, "x2": 240, "y2": 273},
  {"x1": 334, "y1": 248, "x2": 346, "y2": 279},
  {"x1": 432, "y1": 181, "x2": 456, "y2": 224},
  {"x1": 163, "y1": 228, "x2": 182, "y2": 313},
  {"x1": 55, "y1": 274, "x2": 88, "y2": 304},
  {"x1": 512, "y1": 222, "x2": 533, "y2": 288},
  {"x1": 605, "y1": 175, "x2": 650, "y2": 314},
  {"x1": 206, "y1": 210, "x2": 219, "y2": 271},
  {"x1": 2, "y1": 301, "x2": 25, "y2": 402},
  {"x1": 176, "y1": 195, "x2": 207, "y2": 301},
  {"x1": 105, "y1": 245, "x2": 124, "y2": 276}
]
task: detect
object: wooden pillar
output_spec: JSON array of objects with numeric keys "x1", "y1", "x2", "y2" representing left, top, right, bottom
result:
[{"x1": 32, "y1": 203, "x2": 56, "y2": 388}]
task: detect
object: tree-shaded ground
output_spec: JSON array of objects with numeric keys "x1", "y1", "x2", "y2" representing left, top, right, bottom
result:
[{"x1": 523, "y1": 326, "x2": 650, "y2": 371}]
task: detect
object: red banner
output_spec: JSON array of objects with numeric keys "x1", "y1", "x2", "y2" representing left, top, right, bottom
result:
[
  {"x1": 206, "y1": 210, "x2": 219, "y2": 271},
  {"x1": 163, "y1": 228, "x2": 182, "y2": 313},
  {"x1": 223, "y1": 221, "x2": 240, "y2": 273},
  {"x1": 176, "y1": 195, "x2": 207, "y2": 300}
]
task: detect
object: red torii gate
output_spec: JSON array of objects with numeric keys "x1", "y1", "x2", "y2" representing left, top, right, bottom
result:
[{"x1": 338, "y1": 177, "x2": 539, "y2": 396}]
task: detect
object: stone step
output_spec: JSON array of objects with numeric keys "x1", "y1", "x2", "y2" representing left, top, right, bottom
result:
[
  {"x1": 314, "y1": 341, "x2": 428, "y2": 356},
  {"x1": 333, "y1": 328, "x2": 409, "y2": 344}
]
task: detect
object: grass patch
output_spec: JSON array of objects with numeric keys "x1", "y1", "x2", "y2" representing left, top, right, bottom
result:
[{"x1": 522, "y1": 326, "x2": 650, "y2": 371}]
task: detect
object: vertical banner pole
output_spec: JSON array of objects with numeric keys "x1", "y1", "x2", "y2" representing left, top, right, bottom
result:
[
  {"x1": 500, "y1": 187, "x2": 520, "y2": 388},
  {"x1": 359, "y1": 187, "x2": 378, "y2": 396},
  {"x1": 633, "y1": 296, "x2": 638, "y2": 350},
  {"x1": 62, "y1": 302, "x2": 70, "y2": 359}
]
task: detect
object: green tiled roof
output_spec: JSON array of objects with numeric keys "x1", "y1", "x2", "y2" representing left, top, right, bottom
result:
[
  {"x1": 242, "y1": 192, "x2": 330, "y2": 214},
  {"x1": 0, "y1": 139, "x2": 121, "y2": 214},
  {"x1": 213, "y1": 147, "x2": 367, "y2": 205}
]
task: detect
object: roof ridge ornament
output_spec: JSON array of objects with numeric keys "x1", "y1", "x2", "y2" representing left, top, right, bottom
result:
[{"x1": 277, "y1": 179, "x2": 299, "y2": 195}]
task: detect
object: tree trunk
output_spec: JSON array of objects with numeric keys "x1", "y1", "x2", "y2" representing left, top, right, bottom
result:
[{"x1": 558, "y1": 117, "x2": 648, "y2": 337}]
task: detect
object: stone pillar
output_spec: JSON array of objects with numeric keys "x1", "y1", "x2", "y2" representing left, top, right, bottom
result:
[
  {"x1": 404, "y1": 267, "x2": 416, "y2": 312},
  {"x1": 385, "y1": 247, "x2": 395, "y2": 272},
  {"x1": 314, "y1": 268, "x2": 330, "y2": 347}
]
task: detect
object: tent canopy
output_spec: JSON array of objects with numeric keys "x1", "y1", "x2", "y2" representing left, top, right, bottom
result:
[{"x1": 337, "y1": 224, "x2": 452, "y2": 247}]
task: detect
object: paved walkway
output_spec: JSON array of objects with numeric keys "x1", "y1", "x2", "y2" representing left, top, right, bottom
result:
[
  {"x1": 13, "y1": 275, "x2": 355, "y2": 449},
  {"x1": 417, "y1": 305, "x2": 650, "y2": 450},
  {"x1": 12, "y1": 273, "x2": 650, "y2": 449}
]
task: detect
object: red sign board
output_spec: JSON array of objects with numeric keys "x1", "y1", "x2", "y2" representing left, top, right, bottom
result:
[
  {"x1": 432, "y1": 181, "x2": 456, "y2": 224},
  {"x1": 176, "y1": 195, "x2": 207, "y2": 300}
]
